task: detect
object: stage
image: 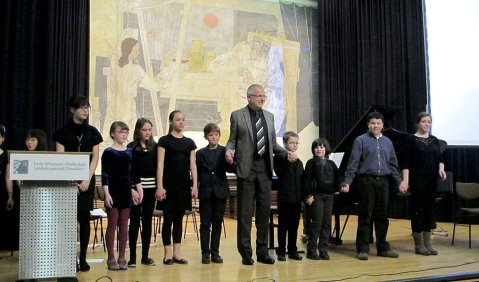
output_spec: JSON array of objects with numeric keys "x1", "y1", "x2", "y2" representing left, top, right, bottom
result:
[{"x1": 0, "y1": 217, "x2": 478, "y2": 282}]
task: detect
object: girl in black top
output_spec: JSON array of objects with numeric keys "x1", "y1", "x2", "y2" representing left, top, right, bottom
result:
[
  {"x1": 53, "y1": 96, "x2": 103, "y2": 271},
  {"x1": 156, "y1": 110, "x2": 198, "y2": 265},
  {"x1": 102, "y1": 121, "x2": 142, "y2": 270},
  {"x1": 127, "y1": 118, "x2": 158, "y2": 267},
  {"x1": 401, "y1": 112, "x2": 447, "y2": 256},
  {"x1": 303, "y1": 138, "x2": 343, "y2": 260}
]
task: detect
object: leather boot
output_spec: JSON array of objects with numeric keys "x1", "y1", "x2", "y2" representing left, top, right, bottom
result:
[
  {"x1": 413, "y1": 232, "x2": 430, "y2": 255},
  {"x1": 423, "y1": 231, "x2": 438, "y2": 255}
]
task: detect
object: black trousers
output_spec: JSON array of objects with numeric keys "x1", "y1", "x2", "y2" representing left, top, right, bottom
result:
[
  {"x1": 77, "y1": 210, "x2": 90, "y2": 262},
  {"x1": 237, "y1": 158, "x2": 271, "y2": 259},
  {"x1": 356, "y1": 175, "x2": 390, "y2": 253},
  {"x1": 307, "y1": 194, "x2": 333, "y2": 253},
  {"x1": 276, "y1": 202, "x2": 301, "y2": 255},
  {"x1": 128, "y1": 188, "x2": 156, "y2": 261},
  {"x1": 162, "y1": 208, "x2": 185, "y2": 245},
  {"x1": 199, "y1": 194, "x2": 226, "y2": 255},
  {"x1": 409, "y1": 174, "x2": 437, "y2": 232}
]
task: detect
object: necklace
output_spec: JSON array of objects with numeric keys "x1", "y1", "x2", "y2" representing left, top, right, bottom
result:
[{"x1": 77, "y1": 133, "x2": 83, "y2": 152}]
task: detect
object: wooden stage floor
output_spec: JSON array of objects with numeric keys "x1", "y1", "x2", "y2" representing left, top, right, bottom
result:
[{"x1": 1, "y1": 217, "x2": 478, "y2": 282}]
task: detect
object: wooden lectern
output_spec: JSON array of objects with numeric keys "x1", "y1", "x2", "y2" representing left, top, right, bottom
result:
[{"x1": 9, "y1": 151, "x2": 90, "y2": 281}]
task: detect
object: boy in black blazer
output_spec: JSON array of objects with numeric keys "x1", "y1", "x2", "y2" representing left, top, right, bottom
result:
[
  {"x1": 196, "y1": 123, "x2": 234, "y2": 264},
  {"x1": 273, "y1": 131, "x2": 304, "y2": 261}
]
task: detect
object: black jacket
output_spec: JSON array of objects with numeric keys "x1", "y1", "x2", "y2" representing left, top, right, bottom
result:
[
  {"x1": 302, "y1": 156, "x2": 341, "y2": 198},
  {"x1": 273, "y1": 155, "x2": 304, "y2": 203},
  {"x1": 196, "y1": 145, "x2": 234, "y2": 200}
]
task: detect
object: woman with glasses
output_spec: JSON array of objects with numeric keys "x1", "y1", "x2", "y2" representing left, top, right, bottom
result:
[
  {"x1": 102, "y1": 121, "x2": 142, "y2": 270},
  {"x1": 53, "y1": 95, "x2": 103, "y2": 272}
]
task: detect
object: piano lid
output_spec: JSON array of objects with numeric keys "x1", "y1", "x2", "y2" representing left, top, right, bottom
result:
[{"x1": 333, "y1": 105, "x2": 409, "y2": 172}]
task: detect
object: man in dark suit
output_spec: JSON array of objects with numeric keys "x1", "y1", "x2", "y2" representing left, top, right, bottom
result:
[{"x1": 226, "y1": 84, "x2": 297, "y2": 265}]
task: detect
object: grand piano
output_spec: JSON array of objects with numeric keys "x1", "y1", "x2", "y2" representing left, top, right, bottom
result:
[{"x1": 330, "y1": 105, "x2": 410, "y2": 245}]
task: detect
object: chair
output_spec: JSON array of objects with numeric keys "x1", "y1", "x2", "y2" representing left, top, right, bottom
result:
[
  {"x1": 452, "y1": 182, "x2": 479, "y2": 248},
  {"x1": 184, "y1": 202, "x2": 199, "y2": 240},
  {"x1": 152, "y1": 208, "x2": 163, "y2": 243},
  {"x1": 90, "y1": 184, "x2": 107, "y2": 251}
]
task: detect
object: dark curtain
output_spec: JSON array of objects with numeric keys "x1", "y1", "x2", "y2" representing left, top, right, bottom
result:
[
  {"x1": 0, "y1": 0, "x2": 89, "y2": 150},
  {"x1": 318, "y1": 0, "x2": 427, "y2": 148},
  {"x1": 0, "y1": 0, "x2": 89, "y2": 252}
]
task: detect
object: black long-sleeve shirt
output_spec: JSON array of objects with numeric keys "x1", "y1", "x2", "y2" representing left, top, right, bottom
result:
[{"x1": 302, "y1": 156, "x2": 341, "y2": 198}]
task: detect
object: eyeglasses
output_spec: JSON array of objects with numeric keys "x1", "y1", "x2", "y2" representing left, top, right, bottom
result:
[
  {"x1": 115, "y1": 130, "x2": 129, "y2": 134},
  {"x1": 79, "y1": 106, "x2": 91, "y2": 110},
  {"x1": 287, "y1": 142, "x2": 300, "y2": 145},
  {"x1": 249, "y1": 94, "x2": 268, "y2": 99}
]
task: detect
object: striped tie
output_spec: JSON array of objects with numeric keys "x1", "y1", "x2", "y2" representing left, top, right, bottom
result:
[{"x1": 256, "y1": 112, "x2": 265, "y2": 156}]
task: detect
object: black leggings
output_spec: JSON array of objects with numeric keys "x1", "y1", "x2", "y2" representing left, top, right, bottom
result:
[
  {"x1": 129, "y1": 189, "x2": 156, "y2": 260},
  {"x1": 162, "y1": 208, "x2": 185, "y2": 245},
  {"x1": 77, "y1": 210, "x2": 91, "y2": 262}
]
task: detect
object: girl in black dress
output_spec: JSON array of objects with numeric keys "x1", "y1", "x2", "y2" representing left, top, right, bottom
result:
[
  {"x1": 401, "y1": 112, "x2": 447, "y2": 256},
  {"x1": 53, "y1": 96, "x2": 103, "y2": 271},
  {"x1": 156, "y1": 110, "x2": 198, "y2": 265},
  {"x1": 127, "y1": 118, "x2": 157, "y2": 267},
  {"x1": 102, "y1": 121, "x2": 142, "y2": 270}
]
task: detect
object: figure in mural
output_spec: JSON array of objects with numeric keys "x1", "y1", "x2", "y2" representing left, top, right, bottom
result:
[
  {"x1": 103, "y1": 37, "x2": 160, "y2": 140},
  {"x1": 209, "y1": 33, "x2": 287, "y2": 137}
]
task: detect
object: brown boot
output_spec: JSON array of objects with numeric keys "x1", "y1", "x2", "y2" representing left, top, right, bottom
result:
[
  {"x1": 423, "y1": 231, "x2": 438, "y2": 255},
  {"x1": 413, "y1": 232, "x2": 430, "y2": 256}
]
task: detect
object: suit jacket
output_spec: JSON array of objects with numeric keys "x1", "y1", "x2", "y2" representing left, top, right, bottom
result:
[
  {"x1": 196, "y1": 145, "x2": 233, "y2": 200},
  {"x1": 226, "y1": 106, "x2": 288, "y2": 178}
]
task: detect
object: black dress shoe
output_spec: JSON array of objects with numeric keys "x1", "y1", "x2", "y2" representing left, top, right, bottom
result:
[
  {"x1": 211, "y1": 254, "x2": 223, "y2": 263},
  {"x1": 163, "y1": 258, "x2": 174, "y2": 265},
  {"x1": 306, "y1": 252, "x2": 321, "y2": 260},
  {"x1": 257, "y1": 255, "x2": 275, "y2": 264},
  {"x1": 202, "y1": 254, "x2": 211, "y2": 264},
  {"x1": 242, "y1": 257, "x2": 254, "y2": 265},
  {"x1": 288, "y1": 253, "x2": 303, "y2": 260},
  {"x1": 277, "y1": 254, "x2": 286, "y2": 261},
  {"x1": 319, "y1": 251, "x2": 330, "y2": 260},
  {"x1": 173, "y1": 257, "x2": 188, "y2": 264}
]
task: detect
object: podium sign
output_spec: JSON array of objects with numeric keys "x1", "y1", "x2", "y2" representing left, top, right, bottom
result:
[
  {"x1": 9, "y1": 151, "x2": 89, "y2": 181},
  {"x1": 9, "y1": 151, "x2": 90, "y2": 281}
]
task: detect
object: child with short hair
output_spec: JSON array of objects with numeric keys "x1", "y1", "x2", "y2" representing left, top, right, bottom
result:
[
  {"x1": 102, "y1": 121, "x2": 142, "y2": 270},
  {"x1": 303, "y1": 137, "x2": 344, "y2": 260},
  {"x1": 196, "y1": 123, "x2": 234, "y2": 264},
  {"x1": 273, "y1": 131, "x2": 304, "y2": 261}
]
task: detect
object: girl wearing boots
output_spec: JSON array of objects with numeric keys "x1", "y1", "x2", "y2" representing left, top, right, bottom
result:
[{"x1": 401, "y1": 112, "x2": 447, "y2": 256}]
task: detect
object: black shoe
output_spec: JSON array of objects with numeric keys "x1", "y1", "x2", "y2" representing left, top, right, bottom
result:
[
  {"x1": 78, "y1": 261, "x2": 90, "y2": 272},
  {"x1": 127, "y1": 260, "x2": 136, "y2": 267},
  {"x1": 202, "y1": 254, "x2": 211, "y2": 264},
  {"x1": 377, "y1": 250, "x2": 399, "y2": 258},
  {"x1": 288, "y1": 253, "x2": 303, "y2": 260},
  {"x1": 319, "y1": 251, "x2": 330, "y2": 260},
  {"x1": 141, "y1": 258, "x2": 156, "y2": 266},
  {"x1": 173, "y1": 257, "x2": 188, "y2": 264},
  {"x1": 257, "y1": 255, "x2": 275, "y2": 264},
  {"x1": 163, "y1": 258, "x2": 174, "y2": 265},
  {"x1": 306, "y1": 252, "x2": 320, "y2": 260},
  {"x1": 211, "y1": 254, "x2": 223, "y2": 263},
  {"x1": 242, "y1": 257, "x2": 254, "y2": 265},
  {"x1": 277, "y1": 253, "x2": 286, "y2": 261}
]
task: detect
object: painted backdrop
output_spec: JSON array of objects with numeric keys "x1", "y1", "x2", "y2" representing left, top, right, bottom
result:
[{"x1": 90, "y1": 0, "x2": 318, "y2": 160}]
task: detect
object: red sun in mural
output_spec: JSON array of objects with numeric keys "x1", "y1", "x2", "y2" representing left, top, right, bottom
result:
[{"x1": 203, "y1": 13, "x2": 219, "y2": 29}]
